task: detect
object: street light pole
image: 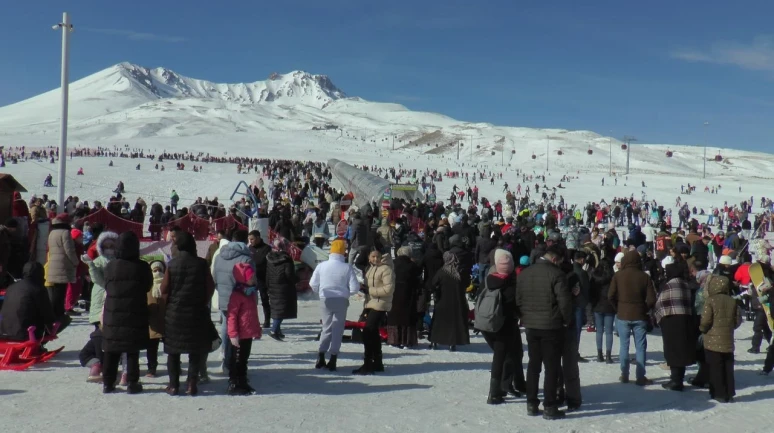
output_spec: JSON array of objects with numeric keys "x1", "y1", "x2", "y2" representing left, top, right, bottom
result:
[
  {"x1": 54, "y1": 12, "x2": 73, "y2": 214},
  {"x1": 703, "y1": 121, "x2": 709, "y2": 179},
  {"x1": 546, "y1": 135, "x2": 549, "y2": 172}
]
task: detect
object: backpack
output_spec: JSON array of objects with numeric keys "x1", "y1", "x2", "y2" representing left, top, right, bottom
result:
[{"x1": 474, "y1": 278, "x2": 505, "y2": 333}]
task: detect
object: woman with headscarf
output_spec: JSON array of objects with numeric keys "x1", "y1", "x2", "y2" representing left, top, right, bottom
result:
[
  {"x1": 161, "y1": 232, "x2": 216, "y2": 396},
  {"x1": 353, "y1": 249, "x2": 394, "y2": 375},
  {"x1": 101, "y1": 231, "x2": 153, "y2": 394},
  {"x1": 481, "y1": 249, "x2": 521, "y2": 404},
  {"x1": 386, "y1": 246, "x2": 422, "y2": 348},
  {"x1": 428, "y1": 252, "x2": 470, "y2": 351},
  {"x1": 654, "y1": 261, "x2": 697, "y2": 391}
]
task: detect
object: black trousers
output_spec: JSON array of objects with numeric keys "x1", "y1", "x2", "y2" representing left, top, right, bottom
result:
[
  {"x1": 670, "y1": 366, "x2": 686, "y2": 383},
  {"x1": 763, "y1": 344, "x2": 774, "y2": 373},
  {"x1": 751, "y1": 310, "x2": 772, "y2": 351},
  {"x1": 484, "y1": 322, "x2": 525, "y2": 392},
  {"x1": 146, "y1": 339, "x2": 161, "y2": 373},
  {"x1": 363, "y1": 310, "x2": 386, "y2": 362},
  {"x1": 259, "y1": 287, "x2": 271, "y2": 325},
  {"x1": 557, "y1": 325, "x2": 582, "y2": 405},
  {"x1": 47, "y1": 283, "x2": 67, "y2": 319},
  {"x1": 525, "y1": 328, "x2": 564, "y2": 408},
  {"x1": 705, "y1": 350, "x2": 735, "y2": 400},
  {"x1": 167, "y1": 352, "x2": 202, "y2": 388},
  {"x1": 104, "y1": 351, "x2": 139, "y2": 386},
  {"x1": 229, "y1": 339, "x2": 253, "y2": 381}
]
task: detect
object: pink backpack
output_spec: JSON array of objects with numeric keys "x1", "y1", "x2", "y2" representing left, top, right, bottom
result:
[{"x1": 232, "y1": 262, "x2": 255, "y2": 286}]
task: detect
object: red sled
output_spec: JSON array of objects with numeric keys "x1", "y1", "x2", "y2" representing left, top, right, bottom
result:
[
  {"x1": 0, "y1": 323, "x2": 64, "y2": 371},
  {"x1": 316, "y1": 320, "x2": 388, "y2": 342}
]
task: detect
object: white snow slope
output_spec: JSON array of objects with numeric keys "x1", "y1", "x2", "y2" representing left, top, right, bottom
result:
[{"x1": 2, "y1": 62, "x2": 774, "y2": 180}]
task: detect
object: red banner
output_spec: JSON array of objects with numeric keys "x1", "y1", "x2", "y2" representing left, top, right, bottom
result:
[{"x1": 78, "y1": 208, "x2": 144, "y2": 239}]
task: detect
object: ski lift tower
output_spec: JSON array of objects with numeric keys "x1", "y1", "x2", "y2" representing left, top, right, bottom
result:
[{"x1": 623, "y1": 135, "x2": 637, "y2": 175}]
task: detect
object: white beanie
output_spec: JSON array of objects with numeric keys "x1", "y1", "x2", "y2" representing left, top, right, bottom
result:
[
  {"x1": 719, "y1": 255, "x2": 733, "y2": 266},
  {"x1": 614, "y1": 252, "x2": 625, "y2": 263}
]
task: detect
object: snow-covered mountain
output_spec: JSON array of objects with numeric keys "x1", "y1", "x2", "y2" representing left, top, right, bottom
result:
[{"x1": 1, "y1": 62, "x2": 774, "y2": 178}]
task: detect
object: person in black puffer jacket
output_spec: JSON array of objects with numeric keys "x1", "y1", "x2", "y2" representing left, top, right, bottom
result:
[
  {"x1": 266, "y1": 246, "x2": 297, "y2": 340},
  {"x1": 161, "y1": 232, "x2": 216, "y2": 396},
  {"x1": 590, "y1": 261, "x2": 616, "y2": 363},
  {"x1": 101, "y1": 231, "x2": 153, "y2": 394},
  {"x1": 482, "y1": 249, "x2": 525, "y2": 405}
]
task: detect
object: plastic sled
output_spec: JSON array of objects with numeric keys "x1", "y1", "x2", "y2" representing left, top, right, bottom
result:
[
  {"x1": 0, "y1": 323, "x2": 64, "y2": 371},
  {"x1": 315, "y1": 320, "x2": 388, "y2": 342}
]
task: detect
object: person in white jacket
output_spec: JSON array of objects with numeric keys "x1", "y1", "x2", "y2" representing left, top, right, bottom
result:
[{"x1": 310, "y1": 239, "x2": 360, "y2": 372}]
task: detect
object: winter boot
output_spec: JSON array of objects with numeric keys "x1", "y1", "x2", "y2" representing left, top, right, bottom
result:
[
  {"x1": 244, "y1": 376, "x2": 256, "y2": 394},
  {"x1": 87, "y1": 363, "x2": 102, "y2": 383},
  {"x1": 262, "y1": 306, "x2": 271, "y2": 329},
  {"x1": 102, "y1": 384, "x2": 116, "y2": 394},
  {"x1": 596, "y1": 350, "x2": 604, "y2": 363},
  {"x1": 542, "y1": 406, "x2": 566, "y2": 420},
  {"x1": 126, "y1": 382, "x2": 143, "y2": 394},
  {"x1": 186, "y1": 378, "x2": 198, "y2": 396},
  {"x1": 372, "y1": 355, "x2": 385, "y2": 372},
  {"x1": 486, "y1": 379, "x2": 504, "y2": 405},
  {"x1": 605, "y1": 351, "x2": 613, "y2": 364},
  {"x1": 352, "y1": 359, "x2": 374, "y2": 375},
  {"x1": 577, "y1": 353, "x2": 589, "y2": 363},
  {"x1": 315, "y1": 352, "x2": 327, "y2": 369},
  {"x1": 527, "y1": 402, "x2": 541, "y2": 416},
  {"x1": 165, "y1": 385, "x2": 179, "y2": 396},
  {"x1": 327, "y1": 355, "x2": 338, "y2": 372},
  {"x1": 228, "y1": 380, "x2": 249, "y2": 396}
]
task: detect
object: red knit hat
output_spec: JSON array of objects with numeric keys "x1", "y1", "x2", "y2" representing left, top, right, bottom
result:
[{"x1": 70, "y1": 228, "x2": 83, "y2": 240}]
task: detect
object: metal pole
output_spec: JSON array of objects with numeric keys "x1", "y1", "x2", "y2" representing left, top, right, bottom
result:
[
  {"x1": 703, "y1": 122, "x2": 709, "y2": 179},
  {"x1": 609, "y1": 133, "x2": 612, "y2": 175},
  {"x1": 470, "y1": 135, "x2": 472, "y2": 160},
  {"x1": 546, "y1": 135, "x2": 549, "y2": 172},
  {"x1": 56, "y1": 12, "x2": 72, "y2": 214},
  {"x1": 625, "y1": 140, "x2": 630, "y2": 175},
  {"x1": 457, "y1": 139, "x2": 459, "y2": 160}
]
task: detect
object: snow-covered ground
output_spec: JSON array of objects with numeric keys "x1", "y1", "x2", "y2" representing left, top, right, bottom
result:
[
  {"x1": 2, "y1": 300, "x2": 774, "y2": 433},
  {"x1": 2, "y1": 139, "x2": 774, "y2": 433}
]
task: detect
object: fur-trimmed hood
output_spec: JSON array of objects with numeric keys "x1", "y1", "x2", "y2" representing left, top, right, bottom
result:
[{"x1": 95, "y1": 231, "x2": 119, "y2": 257}]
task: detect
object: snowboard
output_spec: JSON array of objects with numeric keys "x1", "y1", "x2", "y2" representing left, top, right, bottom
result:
[{"x1": 748, "y1": 263, "x2": 774, "y2": 330}]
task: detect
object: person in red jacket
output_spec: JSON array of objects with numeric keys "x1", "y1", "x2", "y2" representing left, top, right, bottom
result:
[
  {"x1": 227, "y1": 263, "x2": 261, "y2": 395},
  {"x1": 65, "y1": 229, "x2": 87, "y2": 315}
]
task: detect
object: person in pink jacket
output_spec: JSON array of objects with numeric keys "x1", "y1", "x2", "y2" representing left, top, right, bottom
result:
[{"x1": 227, "y1": 263, "x2": 261, "y2": 396}]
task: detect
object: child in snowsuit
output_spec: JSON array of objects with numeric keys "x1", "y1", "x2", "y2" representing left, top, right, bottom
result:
[
  {"x1": 227, "y1": 262, "x2": 261, "y2": 395},
  {"x1": 146, "y1": 261, "x2": 166, "y2": 377},
  {"x1": 699, "y1": 275, "x2": 742, "y2": 403}
]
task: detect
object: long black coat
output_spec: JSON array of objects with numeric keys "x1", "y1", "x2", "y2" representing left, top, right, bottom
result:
[
  {"x1": 0, "y1": 263, "x2": 55, "y2": 341},
  {"x1": 163, "y1": 251, "x2": 213, "y2": 355},
  {"x1": 420, "y1": 246, "x2": 444, "y2": 311},
  {"x1": 266, "y1": 251, "x2": 297, "y2": 319},
  {"x1": 660, "y1": 314, "x2": 697, "y2": 367},
  {"x1": 429, "y1": 269, "x2": 470, "y2": 346},
  {"x1": 386, "y1": 256, "x2": 422, "y2": 327},
  {"x1": 102, "y1": 234, "x2": 153, "y2": 353}
]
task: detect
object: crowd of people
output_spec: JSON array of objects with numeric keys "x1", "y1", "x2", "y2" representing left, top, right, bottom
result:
[{"x1": 1, "y1": 154, "x2": 774, "y2": 422}]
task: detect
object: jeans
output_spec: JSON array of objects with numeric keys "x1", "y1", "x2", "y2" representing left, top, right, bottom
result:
[
  {"x1": 617, "y1": 319, "x2": 648, "y2": 380},
  {"x1": 220, "y1": 310, "x2": 232, "y2": 364},
  {"x1": 594, "y1": 313, "x2": 615, "y2": 353},
  {"x1": 573, "y1": 307, "x2": 585, "y2": 352},
  {"x1": 272, "y1": 318, "x2": 284, "y2": 334}
]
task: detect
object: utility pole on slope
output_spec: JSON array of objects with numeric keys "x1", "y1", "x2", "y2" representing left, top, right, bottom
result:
[
  {"x1": 623, "y1": 135, "x2": 637, "y2": 175},
  {"x1": 546, "y1": 135, "x2": 549, "y2": 172},
  {"x1": 53, "y1": 12, "x2": 73, "y2": 214}
]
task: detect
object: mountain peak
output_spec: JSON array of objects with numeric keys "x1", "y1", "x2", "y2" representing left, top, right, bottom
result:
[{"x1": 110, "y1": 62, "x2": 346, "y2": 106}]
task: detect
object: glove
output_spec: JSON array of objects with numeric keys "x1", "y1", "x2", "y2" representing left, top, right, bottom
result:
[
  {"x1": 81, "y1": 254, "x2": 92, "y2": 263},
  {"x1": 230, "y1": 337, "x2": 240, "y2": 347}
]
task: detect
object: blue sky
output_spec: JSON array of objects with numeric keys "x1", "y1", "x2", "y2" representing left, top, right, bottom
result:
[{"x1": 2, "y1": 0, "x2": 773, "y2": 151}]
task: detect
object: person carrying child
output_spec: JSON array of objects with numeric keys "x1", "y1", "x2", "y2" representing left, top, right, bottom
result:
[{"x1": 227, "y1": 262, "x2": 262, "y2": 395}]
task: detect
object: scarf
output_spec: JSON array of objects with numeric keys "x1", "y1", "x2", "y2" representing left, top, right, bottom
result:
[
  {"x1": 653, "y1": 277, "x2": 693, "y2": 323},
  {"x1": 442, "y1": 251, "x2": 460, "y2": 280}
]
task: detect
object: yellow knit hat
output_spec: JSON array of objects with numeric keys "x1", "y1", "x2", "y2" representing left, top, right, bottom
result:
[{"x1": 330, "y1": 239, "x2": 347, "y2": 255}]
